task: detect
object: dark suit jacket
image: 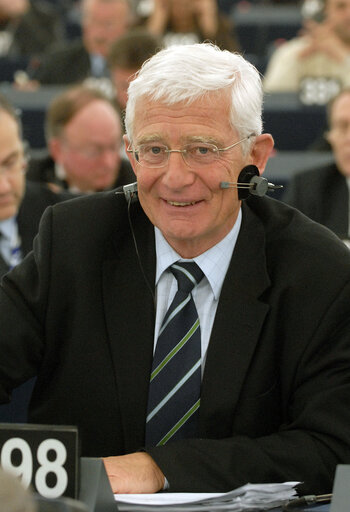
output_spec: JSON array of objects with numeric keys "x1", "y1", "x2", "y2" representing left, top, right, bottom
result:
[
  {"x1": 282, "y1": 162, "x2": 349, "y2": 239},
  {"x1": 26, "y1": 152, "x2": 135, "y2": 191},
  {"x1": 5, "y1": 0, "x2": 64, "y2": 58},
  {"x1": 1, "y1": 193, "x2": 350, "y2": 494},
  {"x1": 0, "y1": 181, "x2": 66, "y2": 277},
  {"x1": 0, "y1": 181, "x2": 68, "y2": 423},
  {"x1": 32, "y1": 40, "x2": 92, "y2": 84}
]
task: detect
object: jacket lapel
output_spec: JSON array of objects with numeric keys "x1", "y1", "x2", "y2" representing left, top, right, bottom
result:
[
  {"x1": 102, "y1": 204, "x2": 156, "y2": 452},
  {"x1": 200, "y1": 202, "x2": 271, "y2": 436},
  {"x1": 0, "y1": 253, "x2": 9, "y2": 278},
  {"x1": 102, "y1": 199, "x2": 271, "y2": 445}
]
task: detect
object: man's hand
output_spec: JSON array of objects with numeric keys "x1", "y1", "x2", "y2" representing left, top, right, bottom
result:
[
  {"x1": 147, "y1": 0, "x2": 170, "y2": 35},
  {"x1": 103, "y1": 452, "x2": 165, "y2": 494},
  {"x1": 298, "y1": 19, "x2": 349, "y2": 62},
  {"x1": 193, "y1": 0, "x2": 218, "y2": 38}
]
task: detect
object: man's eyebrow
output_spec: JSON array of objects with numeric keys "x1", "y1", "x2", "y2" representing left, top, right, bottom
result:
[
  {"x1": 135, "y1": 135, "x2": 224, "y2": 146},
  {"x1": 135, "y1": 134, "x2": 165, "y2": 145},
  {"x1": 0, "y1": 148, "x2": 21, "y2": 165},
  {"x1": 183, "y1": 135, "x2": 222, "y2": 145}
]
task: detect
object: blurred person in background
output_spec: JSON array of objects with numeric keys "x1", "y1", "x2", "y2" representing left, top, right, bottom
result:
[
  {"x1": 140, "y1": 0, "x2": 239, "y2": 51},
  {"x1": 108, "y1": 27, "x2": 162, "y2": 116},
  {"x1": 0, "y1": 0, "x2": 63, "y2": 59},
  {"x1": 0, "y1": 93, "x2": 66, "y2": 277},
  {"x1": 26, "y1": 84, "x2": 134, "y2": 194},
  {"x1": 283, "y1": 88, "x2": 350, "y2": 242},
  {"x1": 31, "y1": 0, "x2": 134, "y2": 85},
  {"x1": 264, "y1": 0, "x2": 350, "y2": 93}
]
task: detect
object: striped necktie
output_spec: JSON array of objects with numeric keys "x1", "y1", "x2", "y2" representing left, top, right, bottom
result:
[{"x1": 146, "y1": 261, "x2": 204, "y2": 446}]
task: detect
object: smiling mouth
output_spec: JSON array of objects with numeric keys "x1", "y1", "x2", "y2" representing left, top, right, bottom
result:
[{"x1": 167, "y1": 200, "x2": 199, "y2": 206}]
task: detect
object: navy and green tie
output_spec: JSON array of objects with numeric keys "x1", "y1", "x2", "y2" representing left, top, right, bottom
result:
[{"x1": 146, "y1": 261, "x2": 204, "y2": 446}]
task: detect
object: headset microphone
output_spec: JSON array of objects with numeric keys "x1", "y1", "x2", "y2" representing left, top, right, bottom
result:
[
  {"x1": 122, "y1": 181, "x2": 139, "y2": 203},
  {"x1": 220, "y1": 165, "x2": 283, "y2": 200}
]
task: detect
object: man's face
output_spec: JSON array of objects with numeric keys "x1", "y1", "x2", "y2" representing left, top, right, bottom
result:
[
  {"x1": 82, "y1": 0, "x2": 131, "y2": 57},
  {"x1": 125, "y1": 94, "x2": 272, "y2": 258},
  {"x1": 326, "y1": 0, "x2": 350, "y2": 44},
  {"x1": 0, "y1": 111, "x2": 25, "y2": 221},
  {"x1": 51, "y1": 99, "x2": 123, "y2": 192},
  {"x1": 0, "y1": 0, "x2": 28, "y2": 18},
  {"x1": 327, "y1": 92, "x2": 350, "y2": 176}
]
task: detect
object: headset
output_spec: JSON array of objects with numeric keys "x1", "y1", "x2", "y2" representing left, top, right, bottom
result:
[{"x1": 119, "y1": 165, "x2": 283, "y2": 204}]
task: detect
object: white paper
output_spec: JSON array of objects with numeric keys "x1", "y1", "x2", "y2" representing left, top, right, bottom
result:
[
  {"x1": 115, "y1": 493, "x2": 223, "y2": 505},
  {"x1": 114, "y1": 481, "x2": 300, "y2": 511}
]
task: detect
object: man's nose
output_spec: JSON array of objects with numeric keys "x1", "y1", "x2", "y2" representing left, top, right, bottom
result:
[
  {"x1": 101, "y1": 149, "x2": 119, "y2": 169},
  {"x1": 162, "y1": 151, "x2": 195, "y2": 189},
  {"x1": 0, "y1": 172, "x2": 12, "y2": 192}
]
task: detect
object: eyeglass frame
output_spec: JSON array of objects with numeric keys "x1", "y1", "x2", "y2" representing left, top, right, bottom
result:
[
  {"x1": 61, "y1": 139, "x2": 122, "y2": 161},
  {"x1": 126, "y1": 133, "x2": 256, "y2": 169}
]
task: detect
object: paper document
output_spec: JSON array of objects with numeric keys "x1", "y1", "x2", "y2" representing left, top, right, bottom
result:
[{"x1": 115, "y1": 481, "x2": 300, "y2": 511}]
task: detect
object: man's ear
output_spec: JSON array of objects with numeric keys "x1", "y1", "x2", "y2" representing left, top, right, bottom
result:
[
  {"x1": 123, "y1": 134, "x2": 138, "y2": 176},
  {"x1": 48, "y1": 138, "x2": 63, "y2": 163},
  {"x1": 250, "y1": 134, "x2": 274, "y2": 175}
]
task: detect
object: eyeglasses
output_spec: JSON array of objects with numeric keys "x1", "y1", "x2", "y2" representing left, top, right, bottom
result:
[
  {"x1": 64, "y1": 143, "x2": 121, "y2": 160},
  {"x1": 127, "y1": 133, "x2": 256, "y2": 169}
]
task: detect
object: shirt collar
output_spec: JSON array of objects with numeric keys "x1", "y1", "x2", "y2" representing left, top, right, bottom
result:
[
  {"x1": 155, "y1": 208, "x2": 242, "y2": 300},
  {"x1": 55, "y1": 162, "x2": 94, "y2": 194},
  {"x1": 0, "y1": 216, "x2": 18, "y2": 242}
]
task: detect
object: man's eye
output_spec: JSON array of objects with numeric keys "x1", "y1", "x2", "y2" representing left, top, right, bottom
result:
[
  {"x1": 150, "y1": 146, "x2": 162, "y2": 155},
  {"x1": 193, "y1": 145, "x2": 213, "y2": 155},
  {"x1": 3, "y1": 156, "x2": 17, "y2": 168}
]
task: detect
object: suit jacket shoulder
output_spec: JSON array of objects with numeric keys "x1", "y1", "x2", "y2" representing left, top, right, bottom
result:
[
  {"x1": 18, "y1": 181, "x2": 68, "y2": 255},
  {"x1": 283, "y1": 162, "x2": 349, "y2": 237},
  {"x1": 33, "y1": 40, "x2": 90, "y2": 84}
]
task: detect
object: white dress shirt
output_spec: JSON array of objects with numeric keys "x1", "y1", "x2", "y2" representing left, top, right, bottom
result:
[{"x1": 154, "y1": 208, "x2": 242, "y2": 372}]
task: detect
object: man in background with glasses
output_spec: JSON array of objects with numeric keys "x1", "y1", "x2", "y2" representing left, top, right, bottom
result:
[
  {"x1": 283, "y1": 87, "x2": 350, "y2": 245},
  {"x1": 26, "y1": 84, "x2": 134, "y2": 194},
  {"x1": 1, "y1": 43, "x2": 350, "y2": 496}
]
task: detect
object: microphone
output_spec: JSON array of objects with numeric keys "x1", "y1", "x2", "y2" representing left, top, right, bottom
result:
[
  {"x1": 114, "y1": 181, "x2": 139, "y2": 203},
  {"x1": 220, "y1": 165, "x2": 283, "y2": 200}
]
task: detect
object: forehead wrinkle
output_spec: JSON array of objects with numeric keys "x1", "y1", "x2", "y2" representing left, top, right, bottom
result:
[{"x1": 135, "y1": 133, "x2": 227, "y2": 147}]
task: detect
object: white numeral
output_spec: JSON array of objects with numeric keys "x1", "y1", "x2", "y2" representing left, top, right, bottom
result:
[
  {"x1": 1, "y1": 438, "x2": 68, "y2": 498},
  {"x1": 35, "y1": 439, "x2": 68, "y2": 498},
  {"x1": 1, "y1": 437, "x2": 33, "y2": 488}
]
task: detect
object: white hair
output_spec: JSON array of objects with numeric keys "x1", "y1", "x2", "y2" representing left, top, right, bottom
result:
[{"x1": 125, "y1": 43, "x2": 263, "y2": 153}]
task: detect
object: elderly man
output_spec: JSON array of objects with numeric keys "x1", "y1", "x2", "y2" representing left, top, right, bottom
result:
[
  {"x1": 26, "y1": 84, "x2": 134, "y2": 193},
  {"x1": 283, "y1": 87, "x2": 350, "y2": 241},
  {"x1": 1, "y1": 43, "x2": 350, "y2": 497}
]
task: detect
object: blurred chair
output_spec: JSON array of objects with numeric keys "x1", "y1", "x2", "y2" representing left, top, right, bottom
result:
[
  {"x1": 231, "y1": 3, "x2": 302, "y2": 56},
  {"x1": 264, "y1": 149, "x2": 334, "y2": 197},
  {"x1": 263, "y1": 92, "x2": 328, "y2": 150},
  {"x1": 0, "y1": 84, "x2": 66, "y2": 149},
  {"x1": 0, "y1": 56, "x2": 30, "y2": 82}
]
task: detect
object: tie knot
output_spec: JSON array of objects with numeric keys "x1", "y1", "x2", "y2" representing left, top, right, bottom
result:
[{"x1": 170, "y1": 262, "x2": 204, "y2": 294}]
